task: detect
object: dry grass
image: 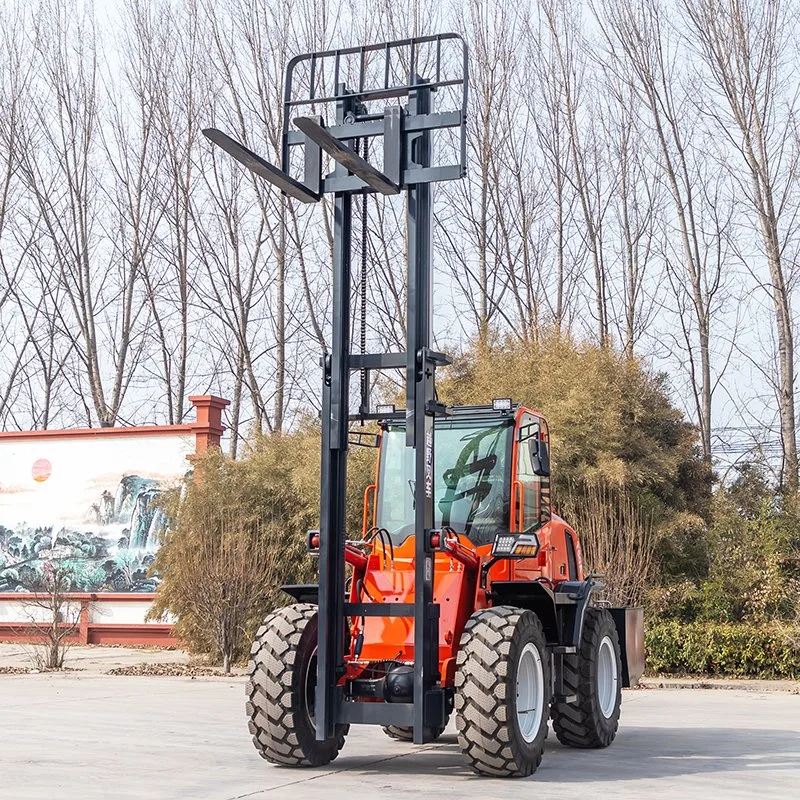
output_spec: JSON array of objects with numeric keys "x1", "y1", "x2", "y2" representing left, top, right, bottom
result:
[{"x1": 562, "y1": 482, "x2": 655, "y2": 606}]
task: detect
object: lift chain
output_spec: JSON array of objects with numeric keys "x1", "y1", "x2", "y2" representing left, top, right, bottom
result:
[{"x1": 359, "y1": 137, "x2": 370, "y2": 422}]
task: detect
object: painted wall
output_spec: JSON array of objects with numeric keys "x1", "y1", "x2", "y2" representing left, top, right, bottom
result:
[
  {"x1": 0, "y1": 596, "x2": 162, "y2": 625},
  {"x1": 0, "y1": 432, "x2": 194, "y2": 594}
]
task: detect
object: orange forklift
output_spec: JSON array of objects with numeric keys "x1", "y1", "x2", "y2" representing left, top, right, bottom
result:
[{"x1": 205, "y1": 33, "x2": 644, "y2": 777}]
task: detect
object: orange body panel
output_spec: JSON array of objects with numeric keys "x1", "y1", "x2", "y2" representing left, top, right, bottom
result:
[
  {"x1": 345, "y1": 406, "x2": 584, "y2": 687},
  {"x1": 350, "y1": 536, "x2": 478, "y2": 669}
]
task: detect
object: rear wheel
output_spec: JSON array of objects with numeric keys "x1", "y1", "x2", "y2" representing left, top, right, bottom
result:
[
  {"x1": 551, "y1": 607, "x2": 622, "y2": 748},
  {"x1": 246, "y1": 603, "x2": 348, "y2": 766},
  {"x1": 382, "y1": 724, "x2": 445, "y2": 742},
  {"x1": 455, "y1": 606, "x2": 550, "y2": 777}
]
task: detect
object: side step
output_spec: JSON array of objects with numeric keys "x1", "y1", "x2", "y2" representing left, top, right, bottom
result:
[{"x1": 554, "y1": 694, "x2": 578, "y2": 704}]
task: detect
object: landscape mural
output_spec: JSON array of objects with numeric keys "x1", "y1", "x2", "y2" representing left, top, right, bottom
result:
[{"x1": 0, "y1": 433, "x2": 194, "y2": 593}]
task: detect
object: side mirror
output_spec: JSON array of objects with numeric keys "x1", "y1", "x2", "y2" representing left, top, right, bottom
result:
[{"x1": 530, "y1": 439, "x2": 550, "y2": 477}]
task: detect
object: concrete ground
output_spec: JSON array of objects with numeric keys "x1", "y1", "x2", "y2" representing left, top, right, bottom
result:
[{"x1": 1, "y1": 672, "x2": 798, "y2": 800}]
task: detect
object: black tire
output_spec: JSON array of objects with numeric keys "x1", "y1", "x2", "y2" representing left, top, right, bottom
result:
[
  {"x1": 246, "y1": 603, "x2": 348, "y2": 766},
  {"x1": 551, "y1": 607, "x2": 622, "y2": 748},
  {"x1": 381, "y1": 724, "x2": 445, "y2": 742},
  {"x1": 455, "y1": 606, "x2": 551, "y2": 777}
]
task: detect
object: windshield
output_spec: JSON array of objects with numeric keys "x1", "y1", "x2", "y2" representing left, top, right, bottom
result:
[{"x1": 375, "y1": 420, "x2": 512, "y2": 545}]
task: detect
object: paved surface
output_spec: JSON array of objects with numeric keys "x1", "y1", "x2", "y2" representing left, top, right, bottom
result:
[{"x1": 1, "y1": 674, "x2": 799, "y2": 800}]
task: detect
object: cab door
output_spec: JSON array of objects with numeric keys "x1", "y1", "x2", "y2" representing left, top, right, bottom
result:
[
  {"x1": 510, "y1": 411, "x2": 552, "y2": 579},
  {"x1": 512, "y1": 412, "x2": 551, "y2": 532}
]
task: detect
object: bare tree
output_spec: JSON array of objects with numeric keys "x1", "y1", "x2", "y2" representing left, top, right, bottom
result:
[
  {"x1": 681, "y1": 0, "x2": 799, "y2": 491},
  {"x1": 0, "y1": 3, "x2": 35, "y2": 427},
  {"x1": 442, "y1": 0, "x2": 522, "y2": 343},
  {"x1": 194, "y1": 0, "x2": 290, "y2": 445},
  {"x1": 116, "y1": 0, "x2": 190, "y2": 425},
  {"x1": 16, "y1": 0, "x2": 148, "y2": 427},
  {"x1": 541, "y1": 0, "x2": 613, "y2": 346},
  {"x1": 476, "y1": 22, "x2": 552, "y2": 345},
  {"x1": 595, "y1": 0, "x2": 730, "y2": 461},
  {"x1": 8, "y1": 253, "x2": 77, "y2": 430},
  {"x1": 18, "y1": 560, "x2": 82, "y2": 670},
  {"x1": 527, "y1": 8, "x2": 583, "y2": 335},
  {"x1": 563, "y1": 483, "x2": 656, "y2": 607},
  {"x1": 600, "y1": 70, "x2": 660, "y2": 358}
]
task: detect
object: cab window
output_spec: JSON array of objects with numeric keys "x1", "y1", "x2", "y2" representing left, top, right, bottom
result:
[{"x1": 514, "y1": 414, "x2": 551, "y2": 531}]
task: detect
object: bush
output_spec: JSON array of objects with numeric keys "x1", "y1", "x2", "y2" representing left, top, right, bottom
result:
[
  {"x1": 149, "y1": 442, "x2": 315, "y2": 671},
  {"x1": 150, "y1": 423, "x2": 377, "y2": 670},
  {"x1": 649, "y1": 462, "x2": 800, "y2": 626},
  {"x1": 698, "y1": 487, "x2": 800, "y2": 624},
  {"x1": 437, "y1": 332, "x2": 712, "y2": 590},
  {"x1": 646, "y1": 621, "x2": 800, "y2": 679},
  {"x1": 646, "y1": 580, "x2": 704, "y2": 622},
  {"x1": 560, "y1": 483, "x2": 655, "y2": 607},
  {"x1": 438, "y1": 333, "x2": 710, "y2": 513}
]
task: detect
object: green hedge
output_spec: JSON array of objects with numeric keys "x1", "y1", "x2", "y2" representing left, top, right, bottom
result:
[{"x1": 646, "y1": 620, "x2": 800, "y2": 679}]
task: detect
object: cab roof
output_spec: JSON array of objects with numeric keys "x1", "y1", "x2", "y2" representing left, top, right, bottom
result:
[{"x1": 378, "y1": 403, "x2": 544, "y2": 428}]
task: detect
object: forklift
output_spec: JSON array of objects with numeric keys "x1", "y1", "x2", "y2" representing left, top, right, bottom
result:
[{"x1": 204, "y1": 33, "x2": 644, "y2": 777}]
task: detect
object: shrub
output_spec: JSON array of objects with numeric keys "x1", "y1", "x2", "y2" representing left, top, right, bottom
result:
[
  {"x1": 150, "y1": 423, "x2": 377, "y2": 670},
  {"x1": 681, "y1": 468, "x2": 800, "y2": 625},
  {"x1": 648, "y1": 462, "x2": 800, "y2": 626},
  {"x1": 645, "y1": 580, "x2": 704, "y2": 622},
  {"x1": 438, "y1": 333, "x2": 710, "y2": 517},
  {"x1": 560, "y1": 483, "x2": 655, "y2": 607},
  {"x1": 149, "y1": 443, "x2": 315, "y2": 671},
  {"x1": 646, "y1": 620, "x2": 800, "y2": 679}
]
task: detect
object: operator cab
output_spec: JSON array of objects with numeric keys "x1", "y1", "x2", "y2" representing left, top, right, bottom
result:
[{"x1": 374, "y1": 403, "x2": 552, "y2": 550}]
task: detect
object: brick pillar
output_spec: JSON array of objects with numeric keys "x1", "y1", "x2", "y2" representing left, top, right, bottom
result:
[
  {"x1": 79, "y1": 600, "x2": 90, "y2": 645},
  {"x1": 189, "y1": 395, "x2": 230, "y2": 455}
]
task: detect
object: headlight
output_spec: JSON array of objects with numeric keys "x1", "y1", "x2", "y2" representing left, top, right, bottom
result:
[{"x1": 491, "y1": 531, "x2": 540, "y2": 558}]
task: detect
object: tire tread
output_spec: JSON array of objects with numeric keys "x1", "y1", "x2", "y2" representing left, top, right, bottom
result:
[
  {"x1": 551, "y1": 607, "x2": 621, "y2": 749},
  {"x1": 455, "y1": 606, "x2": 548, "y2": 777},
  {"x1": 246, "y1": 603, "x2": 347, "y2": 767}
]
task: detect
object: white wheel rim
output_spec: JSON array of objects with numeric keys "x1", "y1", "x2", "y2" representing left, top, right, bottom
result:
[
  {"x1": 597, "y1": 635, "x2": 618, "y2": 718},
  {"x1": 303, "y1": 648, "x2": 318, "y2": 725},
  {"x1": 516, "y1": 642, "x2": 545, "y2": 743}
]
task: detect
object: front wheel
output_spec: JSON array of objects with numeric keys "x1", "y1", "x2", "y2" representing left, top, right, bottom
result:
[
  {"x1": 455, "y1": 606, "x2": 550, "y2": 777},
  {"x1": 551, "y1": 607, "x2": 622, "y2": 748},
  {"x1": 246, "y1": 603, "x2": 348, "y2": 766}
]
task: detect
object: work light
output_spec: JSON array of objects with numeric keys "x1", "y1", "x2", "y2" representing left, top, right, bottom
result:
[{"x1": 491, "y1": 531, "x2": 541, "y2": 558}]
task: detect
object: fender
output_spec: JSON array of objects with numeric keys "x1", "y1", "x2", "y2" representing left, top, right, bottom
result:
[
  {"x1": 281, "y1": 584, "x2": 319, "y2": 604},
  {"x1": 490, "y1": 578, "x2": 600, "y2": 648},
  {"x1": 610, "y1": 606, "x2": 645, "y2": 687},
  {"x1": 553, "y1": 579, "x2": 601, "y2": 648}
]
